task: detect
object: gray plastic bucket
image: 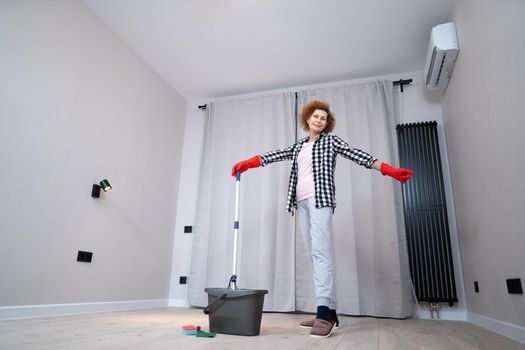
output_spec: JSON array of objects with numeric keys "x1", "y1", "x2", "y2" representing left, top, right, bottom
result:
[{"x1": 204, "y1": 288, "x2": 268, "y2": 336}]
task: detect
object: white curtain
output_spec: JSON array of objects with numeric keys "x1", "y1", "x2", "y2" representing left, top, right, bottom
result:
[
  {"x1": 188, "y1": 81, "x2": 414, "y2": 318},
  {"x1": 296, "y1": 81, "x2": 414, "y2": 318},
  {"x1": 187, "y1": 93, "x2": 297, "y2": 311}
]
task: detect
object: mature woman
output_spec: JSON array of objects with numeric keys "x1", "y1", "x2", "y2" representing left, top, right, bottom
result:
[{"x1": 231, "y1": 100, "x2": 413, "y2": 338}]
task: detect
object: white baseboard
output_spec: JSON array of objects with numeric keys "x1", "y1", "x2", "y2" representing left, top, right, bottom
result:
[
  {"x1": 168, "y1": 298, "x2": 190, "y2": 307},
  {"x1": 0, "y1": 299, "x2": 169, "y2": 320},
  {"x1": 417, "y1": 308, "x2": 467, "y2": 321},
  {"x1": 468, "y1": 311, "x2": 525, "y2": 345},
  {"x1": 415, "y1": 307, "x2": 525, "y2": 345}
]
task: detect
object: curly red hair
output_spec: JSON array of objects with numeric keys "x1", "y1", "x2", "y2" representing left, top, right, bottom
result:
[{"x1": 300, "y1": 100, "x2": 335, "y2": 133}]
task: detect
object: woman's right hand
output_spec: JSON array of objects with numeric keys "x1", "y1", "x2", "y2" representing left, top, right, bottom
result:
[{"x1": 231, "y1": 156, "x2": 261, "y2": 176}]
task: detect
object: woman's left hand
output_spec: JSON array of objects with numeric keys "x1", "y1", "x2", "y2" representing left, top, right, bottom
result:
[{"x1": 380, "y1": 163, "x2": 414, "y2": 183}]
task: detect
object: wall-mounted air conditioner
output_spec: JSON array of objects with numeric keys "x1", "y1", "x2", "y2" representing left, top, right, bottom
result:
[{"x1": 424, "y1": 22, "x2": 459, "y2": 91}]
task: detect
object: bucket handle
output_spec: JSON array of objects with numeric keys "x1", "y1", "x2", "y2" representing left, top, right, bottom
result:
[{"x1": 203, "y1": 293, "x2": 227, "y2": 314}]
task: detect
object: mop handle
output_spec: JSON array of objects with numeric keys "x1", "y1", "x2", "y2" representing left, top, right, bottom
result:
[{"x1": 232, "y1": 170, "x2": 241, "y2": 278}]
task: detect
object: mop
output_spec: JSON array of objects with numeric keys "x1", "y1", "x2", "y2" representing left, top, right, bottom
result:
[{"x1": 203, "y1": 171, "x2": 268, "y2": 336}]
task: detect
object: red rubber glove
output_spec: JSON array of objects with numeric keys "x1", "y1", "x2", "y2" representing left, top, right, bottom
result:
[
  {"x1": 381, "y1": 163, "x2": 414, "y2": 183},
  {"x1": 231, "y1": 156, "x2": 261, "y2": 176}
]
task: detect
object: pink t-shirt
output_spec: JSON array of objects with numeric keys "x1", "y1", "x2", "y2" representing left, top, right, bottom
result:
[{"x1": 296, "y1": 141, "x2": 315, "y2": 202}]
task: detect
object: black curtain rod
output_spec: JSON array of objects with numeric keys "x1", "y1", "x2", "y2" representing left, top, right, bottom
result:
[
  {"x1": 393, "y1": 78, "x2": 413, "y2": 93},
  {"x1": 198, "y1": 78, "x2": 413, "y2": 108}
]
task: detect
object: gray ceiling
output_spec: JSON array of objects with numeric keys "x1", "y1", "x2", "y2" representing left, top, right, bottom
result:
[{"x1": 83, "y1": 0, "x2": 453, "y2": 100}]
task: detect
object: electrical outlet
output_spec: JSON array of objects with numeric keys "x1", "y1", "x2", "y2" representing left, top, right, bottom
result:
[
  {"x1": 179, "y1": 276, "x2": 187, "y2": 284},
  {"x1": 184, "y1": 226, "x2": 192, "y2": 233},
  {"x1": 77, "y1": 251, "x2": 93, "y2": 263},
  {"x1": 506, "y1": 278, "x2": 523, "y2": 294}
]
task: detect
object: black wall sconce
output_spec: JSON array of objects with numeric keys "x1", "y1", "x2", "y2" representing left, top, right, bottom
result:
[{"x1": 91, "y1": 179, "x2": 112, "y2": 198}]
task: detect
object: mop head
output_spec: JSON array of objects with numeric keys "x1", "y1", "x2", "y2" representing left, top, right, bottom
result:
[{"x1": 182, "y1": 325, "x2": 216, "y2": 337}]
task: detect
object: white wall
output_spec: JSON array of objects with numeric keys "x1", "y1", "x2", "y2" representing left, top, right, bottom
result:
[
  {"x1": 169, "y1": 71, "x2": 466, "y2": 317},
  {"x1": 0, "y1": 0, "x2": 187, "y2": 314},
  {"x1": 443, "y1": 0, "x2": 525, "y2": 334},
  {"x1": 168, "y1": 101, "x2": 207, "y2": 306}
]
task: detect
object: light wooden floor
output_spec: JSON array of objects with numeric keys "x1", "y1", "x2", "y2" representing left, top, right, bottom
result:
[{"x1": 1, "y1": 307, "x2": 524, "y2": 350}]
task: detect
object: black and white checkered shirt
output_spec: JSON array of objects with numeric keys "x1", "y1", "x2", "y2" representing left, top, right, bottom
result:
[{"x1": 259, "y1": 133, "x2": 377, "y2": 214}]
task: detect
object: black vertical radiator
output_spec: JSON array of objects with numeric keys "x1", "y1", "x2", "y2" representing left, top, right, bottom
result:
[{"x1": 396, "y1": 121, "x2": 458, "y2": 306}]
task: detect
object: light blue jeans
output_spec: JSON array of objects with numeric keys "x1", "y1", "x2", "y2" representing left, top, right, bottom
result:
[{"x1": 297, "y1": 197, "x2": 336, "y2": 309}]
